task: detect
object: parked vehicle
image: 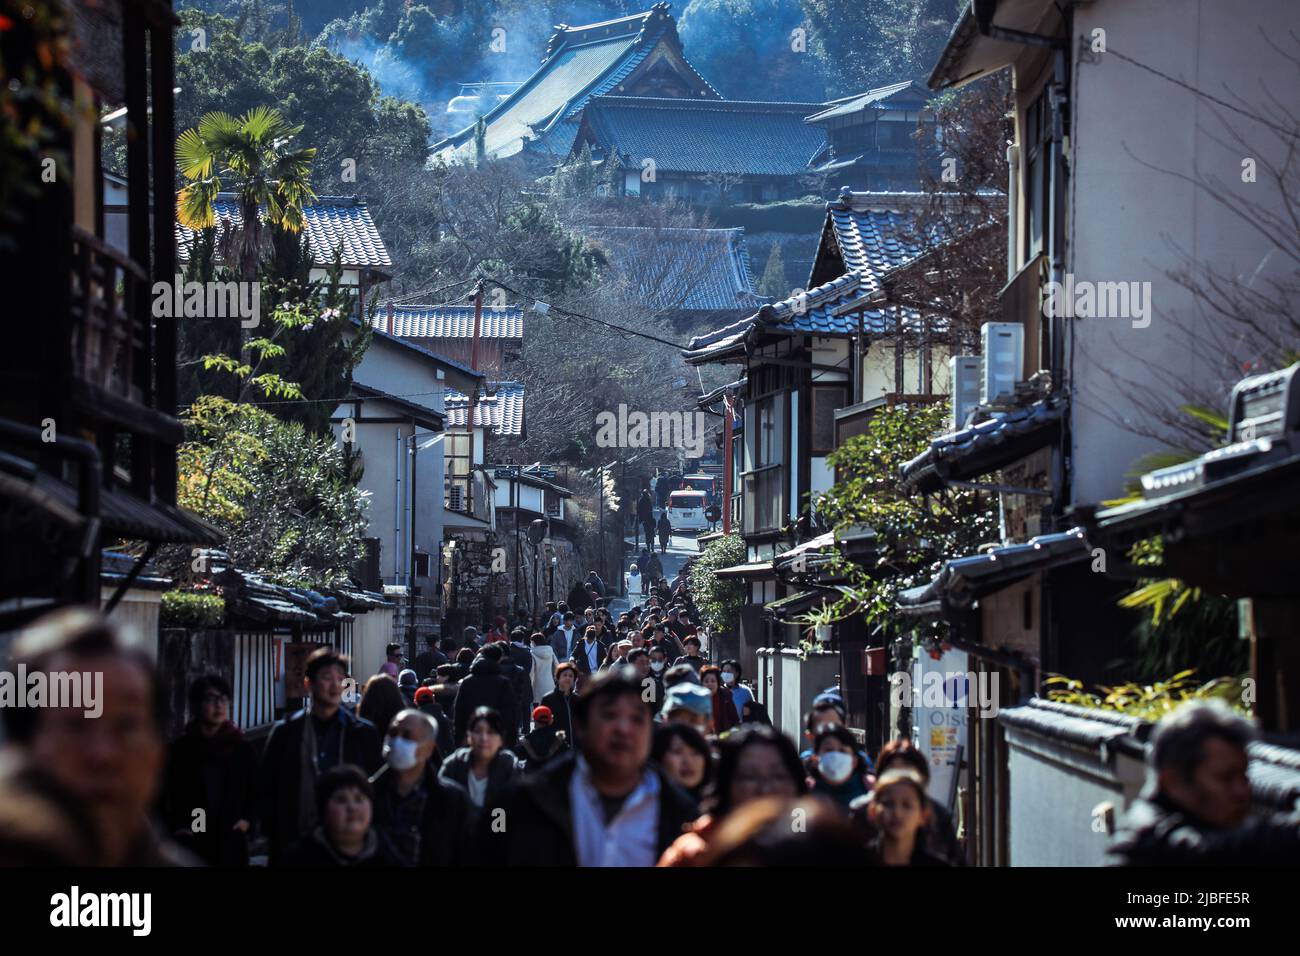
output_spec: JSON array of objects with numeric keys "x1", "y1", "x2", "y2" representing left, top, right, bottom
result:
[{"x1": 667, "y1": 489, "x2": 709, "y2": 532}]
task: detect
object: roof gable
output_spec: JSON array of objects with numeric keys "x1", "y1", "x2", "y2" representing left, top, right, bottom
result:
[
  {"x1": 444, "y1": 381, "x2": 526, "y2": 437},
  {"x1": 431, "y1": 4, "x2": 718, "y2": 164}
]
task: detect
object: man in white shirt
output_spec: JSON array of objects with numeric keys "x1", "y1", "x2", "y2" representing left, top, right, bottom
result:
[{"x1": 476, "y1": 669, "x2": 700, "y2": 866}]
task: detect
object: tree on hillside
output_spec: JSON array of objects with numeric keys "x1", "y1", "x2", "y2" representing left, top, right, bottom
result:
[{"x1": 802, "y1": 0, "x2": 958, "y2": 95}]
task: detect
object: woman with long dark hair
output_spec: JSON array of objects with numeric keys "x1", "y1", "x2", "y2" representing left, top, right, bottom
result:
[
  {"x1": 652, "y1": 723, "x2": 714, "y2": 803},
  {"x1": 658, "y1": 725, "x2": 807, "y2": 866}
]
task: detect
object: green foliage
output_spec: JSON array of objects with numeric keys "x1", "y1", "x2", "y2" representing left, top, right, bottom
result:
[
  {"x1": 802, "y1": 0, "x2": 959, "y2": 97},
  {"x1": 178, "y1": 396, "x2": 370, "y2": 588},
  {"x1": 160, "y1": 590, "x2": 226, "y2": 629},
  {"x1": 816, "y1": 400, "x2": 1000, "y2": 629},
  {"x1": 1043, "y1": 671, "x2": 1251, "y2": 722},
  {"x1": 177, "y1": 105, "x2": 318, "y2": 279},
  {"x1": 688, "y1": 533, "x2": 746, "y2": 635},
  {"x1": 678, "y1": 0, "x2": 826, "y2": 101}
]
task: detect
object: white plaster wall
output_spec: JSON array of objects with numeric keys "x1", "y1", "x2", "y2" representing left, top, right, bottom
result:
[{"x1": 1065, "y1": 0, "x2": 1300, "y2": 505}]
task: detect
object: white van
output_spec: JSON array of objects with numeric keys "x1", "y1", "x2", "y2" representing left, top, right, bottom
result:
[{"x1": 666, "y1": 489, "x2": 710, "y2": 532}]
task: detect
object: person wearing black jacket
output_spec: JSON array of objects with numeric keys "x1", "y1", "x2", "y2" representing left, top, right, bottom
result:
[
  {"x1": 515, "y1": 707, "x2": 568, "y2": 773},
  {"x1": 504, "y1": 628, "x2": 536, "y2": 737},
  {"x1": 541, "y1": 663, "x2": 579, "y2": 749},
  {"x1": 279, "y1": 765, "x2": 400, "y2": 868},
  {"x1": 477, "y1": 669, "x2": 699, "y2": 867},
  {"x1": 161, "y1": 675, "x2": 259, "y2": 866},
  {"x1": 369, "y1": 710, "x2": 474, "y2": 866},
  {"x1": 452, "y1": 644, "x2": 518, "y2": 748},
  {"x1": 569, "y1": 626, "x2": 609, "y2": 687},
  {"x1": 439, "y1": 707, "x2": 522, "y2": 819},
  {"x1": 1108, "y1": 700, "x2": 1300, "y2": 865},
  {"x1": 260, "y1": 649, "x2": 382, "y2": 864},
  {"x1": 636, "y1": 489, "x2": 656, "y2": 552}
]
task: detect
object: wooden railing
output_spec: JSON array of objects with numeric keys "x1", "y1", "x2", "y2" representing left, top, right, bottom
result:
[{"x1": 69, "y1": 227, "x2": 149, "y2": 404}]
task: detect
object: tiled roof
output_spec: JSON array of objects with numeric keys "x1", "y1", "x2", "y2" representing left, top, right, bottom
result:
[
  {"x1": 900, "y1": 396, "x2": 1067, "y2": 494},
  {"x1": 378, "y1": 305, "x2": 524, "y2": 339},
  {"x1": 176, "y1": 194, "x2": 392, "y2": 269},
  {"x1": 431, "y1": 4, "x2": 719, "y2": 164},
  {"x1": 588, "y1": 226, "x2": 760, "y2": 312},
  {"x1": 896, "y1": 528, "x2": 1090, "y2": 616},
  {"x1": 804, "y1": 80, "x2": 931, "y2": 124},
  {"x1": 580, "y1": 96, "x2": 827, "y2": 176},
  {"x1": 444, "y1": 381, "x2": 526, "y2": 437},
  {"x1": 682, "y1": 191, "x2": 938, "y2": 364}
]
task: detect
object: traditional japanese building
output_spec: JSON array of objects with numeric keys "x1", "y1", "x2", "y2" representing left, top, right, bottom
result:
[{"x1": 430, "y1": 3, "x2": 720, "y2": 170}]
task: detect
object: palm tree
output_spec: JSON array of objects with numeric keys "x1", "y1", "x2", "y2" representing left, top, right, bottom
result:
[{"x1": 176, "y1": 106, "x2": 317, "y2": 280}]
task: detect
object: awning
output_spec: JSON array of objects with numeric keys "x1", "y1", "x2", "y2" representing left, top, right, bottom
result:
[
  {"x1": 1086, "y1": 447, "x2": 1300, "y2": 597},
  {"x1": 900, "y1": 396, "x2": 1065, "y2": 494},
  {"x1": 763, "y1": 587, "x2": 840, "y2": 621},
  {"x1": 713, "y1": 560, "x2": 775, "y2": 580},
  {"x1": 896, "y1": 527, "x2": 1090, "y2": 619}
]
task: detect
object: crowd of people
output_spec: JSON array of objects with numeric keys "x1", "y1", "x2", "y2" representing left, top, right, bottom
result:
[{"x1": 1, "y1": 599, "x2": 1298, "y2": 868}]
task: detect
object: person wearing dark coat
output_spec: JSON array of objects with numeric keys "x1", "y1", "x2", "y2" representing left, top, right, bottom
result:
[
  {"x1": 656, "y1": 512, "x2": 672, "y2": 553},
  {"x1": 637, "y1": 489, "x2": 656, "y2": 552},
  {"x1": 515, "y1": 707, "x2": 568, "y2": 773},
  {"x1": 279, "y1": 765, "x2": 401, "y2": 868},
  {"x1": 452, "y1": 644, "x2": 518, "y2": 748},
  {"x1": 413, "y1": 643, "x2": 448, "y2": 681},
  {"x1": 413, "y1": 686, "x2": 454, "y2": 767},
  {"x1": 477, "y1": 670, "x2": 699, "y2": 867},
  {"x1": 260, "y1": 650, "x2": 382, "y2": 865},
  {"x1": 161, "y1": 675, "x2": 259, "y2": 866},
  {"x1": 369, "y1": 710, "x2": 474, "y2": 866},
  {"x1": 504, "y1": 629, "x2": 536, "y2": 737},
  {"x1": 439, "y1": 707, "x2": 522, "y2": 820},
  {"x1": 1107, "y1": 700, "x2": 1300, "y2": 866},
  {"x1": 540, "y1": 663, "x2": 579, "y2": 750},
  {"x1": 569, "y1": 626, "x2": 609, "y2": 688}
]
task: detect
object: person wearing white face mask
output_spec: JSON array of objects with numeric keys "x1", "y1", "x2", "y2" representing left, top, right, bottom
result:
[
  {"x1": 369, "y1": 710, "x2": 475, "y2": 866},
  {"x1": 808, "y1": 724, "x2": 869, "y2": 811},
  {"x1": 719, "y1": 659, "x2": 754, "y2": 720}
]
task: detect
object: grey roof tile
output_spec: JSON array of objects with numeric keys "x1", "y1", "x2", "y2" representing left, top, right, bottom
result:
[{"x1": 176, "y1": 194, "x2": 392, "y2": 269}]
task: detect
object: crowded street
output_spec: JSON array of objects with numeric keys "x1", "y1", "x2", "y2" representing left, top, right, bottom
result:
[{"x1": 1, "y1": 0, "x2": 1299, "y2": 940}]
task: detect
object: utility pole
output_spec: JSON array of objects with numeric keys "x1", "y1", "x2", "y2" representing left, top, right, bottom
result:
[
  {"x1": 723, "y1": 390, "x2": 735, "y2": 535},
  {"x1": 598, "y1": 464, "x2": 605, "y2": 591}
]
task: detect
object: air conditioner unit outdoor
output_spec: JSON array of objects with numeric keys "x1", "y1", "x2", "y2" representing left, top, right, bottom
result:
[
  {"x1": 950, "y1": 356, "x2": 981, "y2": 431},
  {"x1": 980, "y1": 322, "x2": 1025, "y2": 405}
]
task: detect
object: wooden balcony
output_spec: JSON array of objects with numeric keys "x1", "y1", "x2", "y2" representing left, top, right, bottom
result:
[
  {"x1": 999, "y1": 252, "x2": 1049, "y2": 380},
  {"x1": 742, "y1": 465, "x2": 785, "y2": 535},
  {"x1": 68, "y1": 227, "x2": 182, "y2": 446}
]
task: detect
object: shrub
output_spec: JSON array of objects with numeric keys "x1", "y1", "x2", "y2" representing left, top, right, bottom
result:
[{"x1": 160, "y1": 591, "x2": 226, "y2": 629}]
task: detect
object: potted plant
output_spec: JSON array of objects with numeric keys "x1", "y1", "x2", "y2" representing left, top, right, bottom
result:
[{"x1": 794, "y1": 603, "x2": 839, "y2": 645}]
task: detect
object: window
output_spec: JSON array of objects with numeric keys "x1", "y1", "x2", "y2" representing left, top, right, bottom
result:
[
  {"x1": 1023, "y1": 87, "x2": 1055, "y2": 263},
  {"x1": 413, "y1": 552, "x2": 431, "y2": 579},
  {"x1": 811, "y1": 385, "x2": 847, "y2": 454},
  {"x1": 444, "y1": 430, "x2": 472, "y2": 511}
]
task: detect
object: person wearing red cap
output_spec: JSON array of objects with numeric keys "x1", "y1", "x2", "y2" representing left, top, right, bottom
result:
[
  {"x1": 515, "y1": 705, "x2": 565, "y2": 773},
  {"x1": 413, "y1": 685, "x2": 453, "y2": 764}
]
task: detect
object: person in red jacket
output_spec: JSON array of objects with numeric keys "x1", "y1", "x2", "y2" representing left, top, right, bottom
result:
[{"x1": 700, "y1": 665, "x2": 740, "y2": 734}]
